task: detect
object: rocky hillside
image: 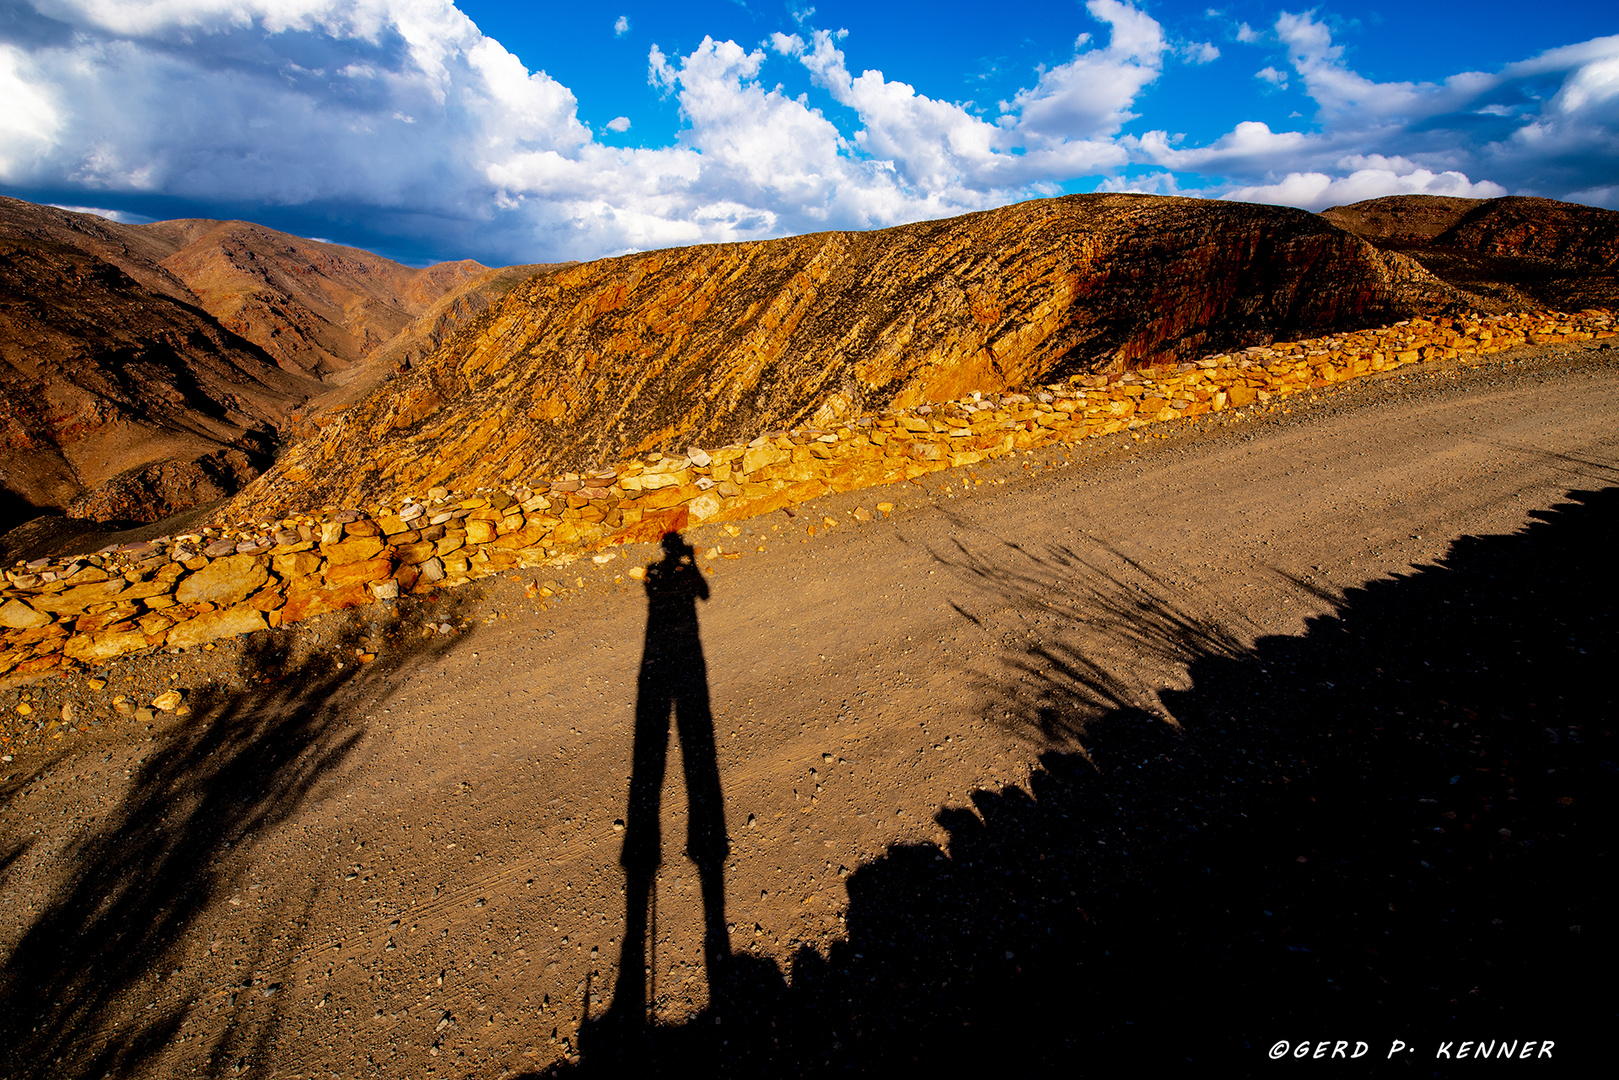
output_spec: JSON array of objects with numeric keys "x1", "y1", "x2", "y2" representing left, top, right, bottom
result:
[
  {"x1": 0, "y1": 198, "x2": 548, "y2": 530},
  {"x1": 237, "y1": 193, "x2": 1471, "y2": 517},
  {"x1": 138, "y1": 218, "x2": 489, "y2": 380},
  {"x1": 287, "y1": 261, "x2": 566, "y2": 435},
  {"x1": 1321, "y1": 195, "x2": 1619, "y2": 311},
  {"x1": 1318, "y1": 194, "x2": 1490, "y2": 243},
  {"x1": 7, "y1": 307, "x2": 1608, "y2": 688},
  {"x1": 0, "y1": 226, "x2": 312, "y2": 530},
  {"x1": 13, "y1": 191, "x2": 1610, "y2": 538}
]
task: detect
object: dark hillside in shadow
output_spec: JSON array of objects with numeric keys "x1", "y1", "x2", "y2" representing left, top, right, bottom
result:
[
  {"x1": 1322, "y1": 194, "x2": 1619, "y2": 310},
  {"x1": 543, "y1": 487, "x2": 1615, "y2": 1076}
]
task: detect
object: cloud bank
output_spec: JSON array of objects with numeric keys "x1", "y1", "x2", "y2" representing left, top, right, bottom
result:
[
  {"x1": 1130, "y1": 12, "x2": 1619, "y2": 213},
  {"x1": 0, "y1": 2, "x2": 1614, "y2": 264}
]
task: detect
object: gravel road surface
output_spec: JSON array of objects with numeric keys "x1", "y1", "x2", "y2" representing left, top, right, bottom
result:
[{"x1": 1, "y1": 343, "x2": 1613, "y2": 1077}]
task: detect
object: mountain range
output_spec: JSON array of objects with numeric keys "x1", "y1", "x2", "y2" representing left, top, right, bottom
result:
[{"x1": 1, "y1": 191, "x2": 1613, "y2": 538}]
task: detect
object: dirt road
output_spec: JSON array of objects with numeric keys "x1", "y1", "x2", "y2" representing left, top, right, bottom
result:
[{"x1": 2, "y1": 344, "x2": 1614, "y2": 1077}]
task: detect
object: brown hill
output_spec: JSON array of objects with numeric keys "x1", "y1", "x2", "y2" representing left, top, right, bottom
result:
[
  {"x1": 0, "y1": 228, "x2": 313, "y2": 529},
  {"x1": 0, "y1": 197, "x2": 550, "y2": 532},
  {"x1": 136, "y1": 217, "x2": 564, "y2": 431},
  {"x1": 0, "y1": 198, "x2": 197, "y2": 305},
  {"x1": 1321, "y1": 195, "x2": 1619, "y2": 310},
  {"x1": 137, "y1": 218, "x2": 490, "y2": 379},
  {"x1": 1318, "y1": 194, "x2": 1489, "y2": 243},
  {"x1": 236, "y1": 193, "x2": 1473, "y2": 518},
  {"x1": 282, "y1": 261, "x2": 567, "y2": 433}
]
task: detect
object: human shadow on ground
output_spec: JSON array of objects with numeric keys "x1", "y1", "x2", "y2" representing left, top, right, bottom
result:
[
  {"x1": 585, "y1": 533, "x2": 730, "y2": 1058},
  {"x1": 538, "y1": 488, "x2": 1614, "y2": 1076},
  {"x1": 0, "y1": 593, "x2": 472, "y2": 1080}
]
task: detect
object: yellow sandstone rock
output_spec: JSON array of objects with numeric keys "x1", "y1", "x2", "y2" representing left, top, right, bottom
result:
[
  {"x1": 326, "y1": 557, "x2": 394, "y2": 588},
  {"x1": 0, "y1": 599, "x2": 49, "y2": 630},
  {"x1": 175, "y1": 554, "x2": 269, "y2": 606},
  {"x1": 273, "y1": 550, "x2": 324, "y2": 578},
  {"x1": 321, "y1": 536, "x2": 385, "y2": 565},
  {"x1": 64, "y1": 629, "x2": 151, "y2": 662},
  {"x1": 30, "y1": 579, "x2": 127, "y2": 614},
  {"x1": 166, "y1": 607, "x2": 268, "y2": 650}
]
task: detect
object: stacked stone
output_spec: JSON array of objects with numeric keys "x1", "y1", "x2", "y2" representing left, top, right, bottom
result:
[{"x1": 2, "y1": 308, "x2": 1611, "y2": 686}]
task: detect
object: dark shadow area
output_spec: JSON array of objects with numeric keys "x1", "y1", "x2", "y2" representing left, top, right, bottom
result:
[
  {"x1": 942, "y1": 532, "x2": 1251, "y2": 746},
  {"x1": 538, "y1": 488, "x2": 1615, "y2": 1076},
  {"x1": 1380, "y1": 240, "x2": 1619, "y2": 313},
  {"x1": 0, "y1": 497, "x2": 229, "y2": 566},
  {"x1": 0, "y1": 486, "x2": 44, "y2": 543},
  {"x1": 0, "y1": 593, "x2": 472, "y2": 1079},
  {"x1": 585, "y1": 533, "x2": 730, "y2": 1054}
]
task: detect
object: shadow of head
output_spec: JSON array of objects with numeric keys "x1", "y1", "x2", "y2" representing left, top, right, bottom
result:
[
  {"x1": 642, "y1": 531, "x2": 708, "y2": 613},
  {"x1": 0, "y1": 591, "x2": 474, "y2": 1080}
]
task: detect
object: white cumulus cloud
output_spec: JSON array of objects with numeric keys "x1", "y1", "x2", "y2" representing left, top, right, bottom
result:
[
  {"x1": 1132, "y1": 12, "x2": 1619, "y2": 211},
  {"x1": 0, "y1": 0, "x2": 1186, "y2": 260},
  {"x1": 1224, "y1": 167, "x2": 1507, "y2": 210},
  {"x1": 0, "y1": 1, "x2": 1614, "y2": 265},
  {"x1": 49, "y1": 202, "x2": 153, "y2": 223},
  {"x1": 1006, "y1": 0, "x2": 1167, "y2": 140},
  {"x1": 1097, "y1": 170, "x2": 1182, "y2": 195}
]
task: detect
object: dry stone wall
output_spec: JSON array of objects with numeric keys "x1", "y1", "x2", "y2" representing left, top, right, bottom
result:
[{"x1": 2, "y1": 308, "x2": 1612, "y2": 689}]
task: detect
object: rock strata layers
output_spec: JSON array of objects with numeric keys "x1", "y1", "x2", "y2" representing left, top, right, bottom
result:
[
  {"x1": 5, "y1": 307, "x2": 1610, "y2": 688},
  {"x1": 238, "y1": 193, "x2": 1473, "y2": 519}
]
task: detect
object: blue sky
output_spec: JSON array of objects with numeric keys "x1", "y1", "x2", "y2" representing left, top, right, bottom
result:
[{"x1": 1, "y1": 1, "x2": 1614, "y2": 266}]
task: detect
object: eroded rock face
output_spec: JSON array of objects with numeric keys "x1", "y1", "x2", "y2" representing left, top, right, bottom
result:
[
  {"x1": 239, "y1": 193, "x2": 1470, "y2": 516},
  {"x1": 1321, "y1": 195, "x2": 1619, "y2": 312}
]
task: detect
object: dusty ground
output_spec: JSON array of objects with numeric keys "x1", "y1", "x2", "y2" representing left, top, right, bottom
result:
[{"x1": 0, "y1": 342, "x2": 1613, "y2": 1077}]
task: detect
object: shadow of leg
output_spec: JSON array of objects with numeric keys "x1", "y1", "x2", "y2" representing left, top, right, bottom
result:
[
  {"x1": 695, "y1": 858, "x2": 728, "y2": 977},
  {"x1": 611, "y1": 867, "x2": 654, "y2": 1025},
  {"x1": 677, "y1": 683, "x2": 730, "y2": 980},
  {"x1": 586, "y1": 664, "x2": 670, "y2": 1063}
]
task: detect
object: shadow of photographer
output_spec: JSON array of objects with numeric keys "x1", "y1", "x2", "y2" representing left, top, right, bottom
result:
[
  {"x1": 593, "y1": 532, "x2": 731, "y2": 1044},
  {"x1": 542, "y1": 488, "x2": 1615, "y2": 1077}
]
